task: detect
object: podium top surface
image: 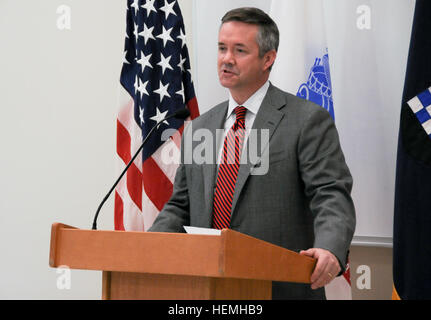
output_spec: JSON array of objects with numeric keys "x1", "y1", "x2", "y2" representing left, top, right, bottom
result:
[{"x1": 49, "y1": 223, "x2": 316, "y2": 283}]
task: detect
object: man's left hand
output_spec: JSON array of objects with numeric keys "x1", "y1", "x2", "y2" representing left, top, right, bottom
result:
[{"x1": 299, "y1": 248, "x2": 341, "y2": 290}]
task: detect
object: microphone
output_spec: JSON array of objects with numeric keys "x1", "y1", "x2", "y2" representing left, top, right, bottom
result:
[
  {"x1": 92, "y1": 108, "x2": 190, "y2": 230},
  {"x1": 171, "y1": 108, "x2": 190, "y2": 120}
]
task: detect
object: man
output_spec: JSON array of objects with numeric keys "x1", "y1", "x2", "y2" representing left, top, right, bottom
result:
[{"x1": 149, "y1": 7, "x2": 355, "y2": 300}]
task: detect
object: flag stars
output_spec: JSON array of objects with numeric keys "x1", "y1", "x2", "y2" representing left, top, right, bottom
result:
[
  {"x1": 154, "y1": 80, "x2": 171, "y2": 103},
  {"x1": 137, "y1": 79, "x2": 150, "y2": 98},
  {"x1": 150, "y1": 107, "x2": 170, "y2": 126},
  {"x1": 156, "y1": 25, "x2": 174, "y2": 47},
  {"x1": 160, "y1": 0, "x2": 177, "y2": 20},
  {"x1": 134, "y1": 76, "x2": 149, "y2": 99},
  {"x1": 139, "y1": 23, "x2": 156, "y2": 45},
  {"x1": 177, "y1": 54, "x2": 186, "y2": 72},
  {"x1": 141, "y1": 0, "x2": 157, "y2": 18},
  {"x1": 134, "y1": 75, "x2": 139, "y2": 93},
  {"x1": 123, "y1": 50, "x2": 130, "y2": 65},
  {"x1": 139, "y1": 107, "x2": 145, "y2": 125},
  {"x1": 157, "y1": 53, "x2": 174, "y2": 75},
  {"x1": 177, "y1": 29, "x2": 186, "y2": 48},
  {"x1": 187, "y1": 68, "x2": 193, "y2": 80},
  {"x1": 133, "y1": 22, "x2": 139, "y2": 43},
  {"x1": 176, "y1": 82, "x2": 185, "y2": 103},
  {"x1": 137, "y1": 51, "x2": 153, "y2": 72},
  {"x1": 130, "y1": 0, "x2": 140, "y2": 15},
  {"x1": 121, "y1": 0, "x2": 194, "y2": 142}
]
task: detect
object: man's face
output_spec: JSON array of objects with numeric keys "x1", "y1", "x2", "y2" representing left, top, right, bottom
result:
[{"x1": 217, "y1": 21, "x2": 271, "y2": 95}]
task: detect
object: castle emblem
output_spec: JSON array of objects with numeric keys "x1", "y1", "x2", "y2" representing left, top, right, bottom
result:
[{"x1": 297, "y1": 53, "x2": 335, "y2": 120}]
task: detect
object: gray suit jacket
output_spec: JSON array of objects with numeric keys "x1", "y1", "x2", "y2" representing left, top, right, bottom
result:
[{"x1": 149, "y1": 83, "x2": 356, "y2": 299}]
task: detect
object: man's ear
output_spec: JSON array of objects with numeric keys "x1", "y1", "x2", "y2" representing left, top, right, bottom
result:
[{"x1": 263, "y1": 50, "x2": 277, "y2": 71}]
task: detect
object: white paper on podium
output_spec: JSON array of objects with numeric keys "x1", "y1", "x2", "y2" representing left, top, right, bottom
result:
[{"x1": 184, "y1": 226, "x2": 221, "y2": 236}]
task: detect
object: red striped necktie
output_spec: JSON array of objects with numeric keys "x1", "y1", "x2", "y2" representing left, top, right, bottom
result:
[{"x1": 212, "y1": 106, "x2": 247, "y2": 229}]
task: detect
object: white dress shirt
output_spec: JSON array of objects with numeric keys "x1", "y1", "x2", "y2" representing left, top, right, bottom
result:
[{"x1": 217, "y1": 81, "x2": 270, "y2": 164}]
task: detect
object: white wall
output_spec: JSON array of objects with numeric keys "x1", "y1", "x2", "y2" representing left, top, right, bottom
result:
[
  {"x1": 324, "y1": 0, "x2": 414, "y2": 240},
  {"x1": 0, "y1": 0, "x2": 125, "y2": 299},
  {"x1": 0, "y1": 0, "x2": 195, "y2": 301}
]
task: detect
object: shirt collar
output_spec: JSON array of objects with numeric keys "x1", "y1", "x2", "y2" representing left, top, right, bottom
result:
[{"x1": 227, "y1": 80, "x2": 270, "y2": 118}]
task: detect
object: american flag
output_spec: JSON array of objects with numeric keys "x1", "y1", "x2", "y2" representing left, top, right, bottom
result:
[{"x1": 115, "y1": 0, "x2": 199, "y2": 231}]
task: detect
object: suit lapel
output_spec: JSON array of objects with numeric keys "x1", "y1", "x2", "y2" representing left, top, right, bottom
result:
[{"x1": 230, "y1": 84, "x2": 286, "y2": 217}]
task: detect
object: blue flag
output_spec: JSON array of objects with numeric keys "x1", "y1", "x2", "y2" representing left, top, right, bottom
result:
[{"x1": 393, "y1": 0, "x2": 431, "y2": 299}]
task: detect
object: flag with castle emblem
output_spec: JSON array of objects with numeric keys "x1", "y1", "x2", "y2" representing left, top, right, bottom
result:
[
  {"x1": 115, "y1": 0, "x2": 199, "y2": 231},
  {"x1": 269, "y1": 0, "x2": 351, "y2": 299}
]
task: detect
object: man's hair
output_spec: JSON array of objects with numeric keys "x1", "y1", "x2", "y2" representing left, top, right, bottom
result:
[{"x1": 221, "y1": 7, "x2": 279, "y2": 58}]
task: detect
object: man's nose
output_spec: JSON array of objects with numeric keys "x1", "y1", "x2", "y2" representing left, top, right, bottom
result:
[{"x1": 221, "y1": 49, "x2": 235, "y2": 64}]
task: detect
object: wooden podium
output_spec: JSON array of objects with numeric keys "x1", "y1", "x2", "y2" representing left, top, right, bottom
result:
[{"x1": 49, "y1": 223, "x2": 316, "y2": 300}]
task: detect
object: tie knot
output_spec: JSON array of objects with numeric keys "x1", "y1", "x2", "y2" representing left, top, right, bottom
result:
[{"x1": 234, "y1": 106, "x2": 247, "y2": 123}]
